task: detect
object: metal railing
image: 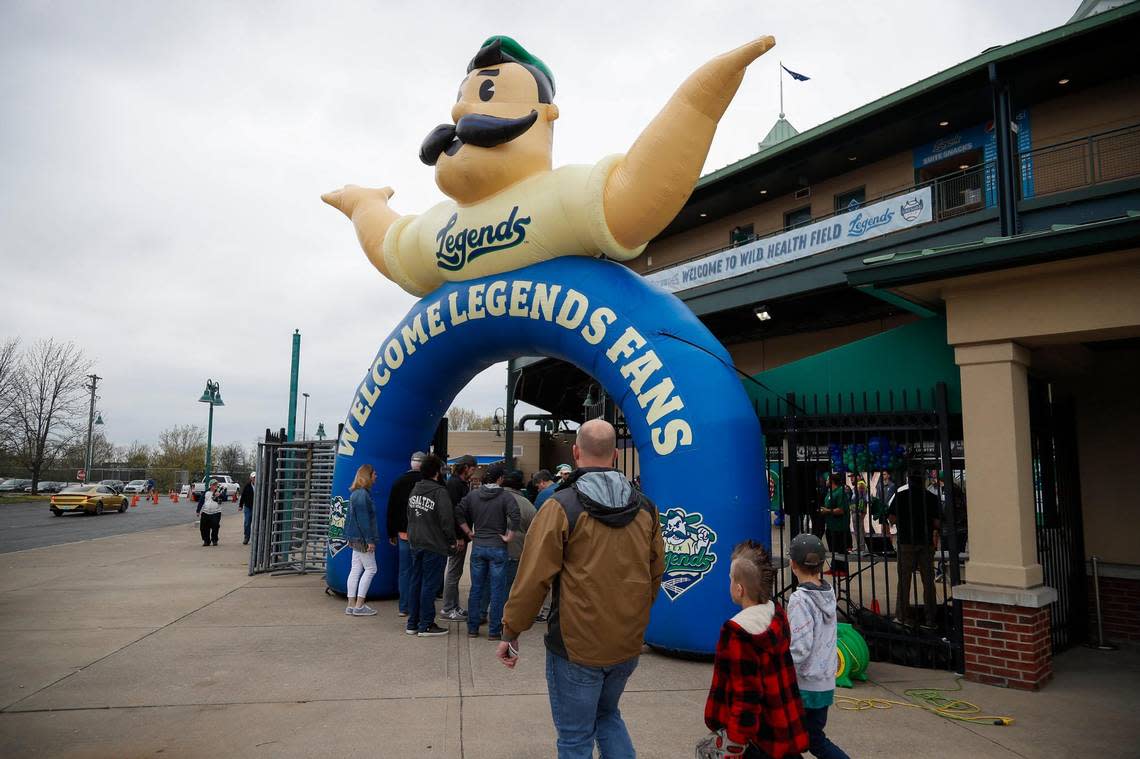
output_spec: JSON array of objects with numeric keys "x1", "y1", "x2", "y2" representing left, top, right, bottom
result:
[
  {"x1": 1019, "y1": 123, "x2": 1140, "y2": 198},
  {"x1": 249, "y1": 438, "x2": 336, "y2": 576}
]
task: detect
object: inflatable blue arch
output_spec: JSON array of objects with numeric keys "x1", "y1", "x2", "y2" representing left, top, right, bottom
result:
[{"x1": 326, "y1": 256, "x2": 768, "y2": 655}]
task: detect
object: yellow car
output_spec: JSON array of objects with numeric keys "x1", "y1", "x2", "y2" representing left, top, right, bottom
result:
[{"x1": 50, "y1": 484, "x2": 128, "y2": 516}]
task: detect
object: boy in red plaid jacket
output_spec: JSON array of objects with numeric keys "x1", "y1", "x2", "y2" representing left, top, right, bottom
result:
[{"x1": 700, "y1": 541, "x2": 809, "y2": 759}]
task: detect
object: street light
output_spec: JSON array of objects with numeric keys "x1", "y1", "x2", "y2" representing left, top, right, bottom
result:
[
  {"x1": 302, "y1": 392, "x2": 310, "y2": 440},
  {"x1": 198, "y1": 379, "x2": 224, "y2": 484}
]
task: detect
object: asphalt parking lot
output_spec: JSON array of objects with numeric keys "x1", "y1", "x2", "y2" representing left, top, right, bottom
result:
[{"x1": 0, "y1": 498, "x2": 236, "y2": 554}]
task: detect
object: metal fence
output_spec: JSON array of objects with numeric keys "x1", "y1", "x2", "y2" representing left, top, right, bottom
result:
[
  {"x1": 602, "y1": 382, "x2": 967, "y2": 670},
  {"x1": 1020, "y1": 123, "x2": 1140, "y2": 197},
  {"x1": 1029, "y1": 379, "x2": 1088, "y2": 652},
  {"x1": 755, "y1": 383, "x2": 966, "y2": 671},
  {"x1": 248, "y1": 436, "x2": 336, "y2": 576}
]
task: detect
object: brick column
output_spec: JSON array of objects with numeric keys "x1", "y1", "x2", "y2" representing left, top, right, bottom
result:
[{"x1": 954, "y1": 584, "x2": 1057, "y2": 691}]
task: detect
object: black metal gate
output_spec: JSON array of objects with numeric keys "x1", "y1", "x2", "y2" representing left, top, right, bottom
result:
[
  {"x1": 1029, "y1": 378, "x2": 1088, "y2": 652},
  {"x1": 758, "y1": 383, "x2": 966, "y2": 671},
  {"x1": 591, "y1": 382, "x2": 967, "y2": 670}
]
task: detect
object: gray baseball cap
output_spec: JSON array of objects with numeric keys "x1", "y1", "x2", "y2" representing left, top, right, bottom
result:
[
  {"x1": 789, "y1": 533, "x2": 825, "y2": 568},
  {"x1": 411, "y1": 451, "x2": 426, "y2": 462}
]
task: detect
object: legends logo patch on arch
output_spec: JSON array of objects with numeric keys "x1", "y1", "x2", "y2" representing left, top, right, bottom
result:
[
  {"x1": 328, "y1": 496, "x2": 348, "y2": 557},
  {"x1": 659, "y1": 507, "x2": 718, "y2": 601}
]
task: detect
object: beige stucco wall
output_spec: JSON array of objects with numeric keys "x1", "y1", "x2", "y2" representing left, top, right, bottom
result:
[
  {"x1": 635, "y1": 151, "x2": 916, "y2": 274},
  {"x1": 1064, "y1": 347, "x2": 1140, "y2": 566},
  {"x1": 941, "y1": 249, "x2": 1140, "y2": 347},
  {"x1": 447, "y1": 430, "x2": 541, "y2": 477},
  {"x1": 727, "y1": 314, "x2": 918, "y2": 375}
]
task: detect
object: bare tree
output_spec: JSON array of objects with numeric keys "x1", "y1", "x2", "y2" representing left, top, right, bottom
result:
[
  {"x1": 0, "y1": 338, "x2": 20, "y2": 451},
  {"x1": 123, "y1": 440, "x2": 152, "y2": 467},
  {"x1": 154, "y1": 425, "x2": 206, "y2": 473},
  {"x1": 214, "y1": 442, "x2": 250, "y2": 475},
  {"x1": 446, "y1": 406, "x2": 497, "y2": 431},
  {"x1": 8, "y1": 339, "x2": 92, "y2": 492}
]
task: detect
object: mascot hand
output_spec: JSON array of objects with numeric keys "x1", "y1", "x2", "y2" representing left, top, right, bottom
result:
[
  {"x1": 321, "y1": 185, "x2": 395, "y2": 220},
  {"x1": 322, "y1": 185, "x2": 402, "y2": 281}
]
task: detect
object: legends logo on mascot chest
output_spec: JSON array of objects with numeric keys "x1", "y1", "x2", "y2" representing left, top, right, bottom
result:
[{"x1": 435, "y1": 206, "x2": 532, "y2": 271}]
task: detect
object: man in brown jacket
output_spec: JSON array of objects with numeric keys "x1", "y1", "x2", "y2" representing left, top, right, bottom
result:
[{"x1": 497, "y1": 419, "x2": 664, "y2": 758}]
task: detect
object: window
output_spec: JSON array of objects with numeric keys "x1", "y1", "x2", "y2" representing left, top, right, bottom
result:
[
  {"x1": 784, "y1": 206, "x2": 812, "y2": 230},
  {"x1": 730, "y1": 224, "x2": 755, "y2": 246},
  {"x1": 834, "y1": 187, "x2": 865, "y2": 212}
]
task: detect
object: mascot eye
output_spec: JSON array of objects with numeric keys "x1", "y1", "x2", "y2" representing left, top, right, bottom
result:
[{"x1": 479, "y1": 79, "x2": 495, "y2": 102}]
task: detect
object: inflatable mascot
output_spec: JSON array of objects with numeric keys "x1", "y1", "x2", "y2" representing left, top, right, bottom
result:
[{"x1": 323, "y1": 34, "x2": 776, "y2": 656}]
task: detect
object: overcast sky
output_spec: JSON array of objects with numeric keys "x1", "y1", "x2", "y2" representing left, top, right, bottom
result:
[{"x1": 0, "y1": 0, "x2": 1078, "y2": 449}]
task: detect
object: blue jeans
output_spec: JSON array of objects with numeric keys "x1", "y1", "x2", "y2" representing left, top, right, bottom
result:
[
  {"x1": 397, "y1": 538, "x2": 412, "y2": 614},
  {"x1": 805, "y1": 706, "x2": 849, "y2": 759},
  {"x1": 242, "y1": 506, "x2": 253, "y2": 541},
  {"x1": 546, "y1": 650, "x2": 638, "y2": 759},
  {"x1": 467, "y1": 544, "x2": 508, "y2": 636},
  {"x1": 406, "y1": 548, "x2": 446, "y2": 633},
  {"x1": 481, "y1": 557, "x2": 519, "y2": 620}
]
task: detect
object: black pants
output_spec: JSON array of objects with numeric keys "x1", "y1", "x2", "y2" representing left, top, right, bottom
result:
[
  {"x1": 897, "y1": 543, "x2": 936, "y2": 625},
  {"x1": 200, "y1": 512, "x2": 221, "y2": 544},
  {"x1": 805, "y1": 706, "x2": 850, "y2": 759}
]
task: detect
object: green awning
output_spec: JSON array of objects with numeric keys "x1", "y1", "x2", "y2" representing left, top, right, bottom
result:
[{"x1": 745, "y1": 316, "x2": 961, "y2": 413}]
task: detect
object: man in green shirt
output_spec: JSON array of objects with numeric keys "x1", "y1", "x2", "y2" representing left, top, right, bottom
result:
[{"x1": 820, "y1": 473, "x2": 850, "y2": 574}]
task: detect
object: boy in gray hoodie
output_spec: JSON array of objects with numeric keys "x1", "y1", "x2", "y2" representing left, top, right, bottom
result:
[{"x1": 787, "y1": 533, "x2": 850, "y2": 759}]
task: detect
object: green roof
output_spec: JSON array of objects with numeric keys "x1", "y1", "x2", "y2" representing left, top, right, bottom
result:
[
  {"x1": 847, "y1": 211, "x2": 1140, "y2": 288},
  {"x1": 758, "y1": 116, "x2": 799, "y2": 151},
  {"x1": 747, "y1": 315, "x2": 961, "y2": 413},
  {"x1": 697, "y1": 2, "x2": 1140, "y2": 190}
]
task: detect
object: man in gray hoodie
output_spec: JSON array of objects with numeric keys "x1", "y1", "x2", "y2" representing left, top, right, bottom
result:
[
  {"x1": 787, "y1": 533, "x2": 850, "y2": 759},
  {"x1": 458, "y1": 464, "x2": 521, "y2": 640}
]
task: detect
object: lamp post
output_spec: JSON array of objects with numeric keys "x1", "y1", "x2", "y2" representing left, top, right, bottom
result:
[
  {"x1": 198, "y1": 379, "x2": 225, "y2": 483},
  {"x1": 302, "y1": 392, "x2": 310, "y2": 440},
  {"x1": 83, "y1": 374, "x2": 102, "y2": 481}
]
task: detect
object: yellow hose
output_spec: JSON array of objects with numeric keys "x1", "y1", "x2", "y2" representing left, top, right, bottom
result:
[{"x1": 834, "y1": 677, "x2": 1014, "y2": 726}]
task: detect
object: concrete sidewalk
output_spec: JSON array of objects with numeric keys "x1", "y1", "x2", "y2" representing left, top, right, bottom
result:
[{"x1": 0, "y1": 515, "x2": 1137, "y2": 758}]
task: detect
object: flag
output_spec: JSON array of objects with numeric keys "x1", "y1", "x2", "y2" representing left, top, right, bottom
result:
[{"x1": 782, "y1": 64, "x2": 810, "y2": 82}]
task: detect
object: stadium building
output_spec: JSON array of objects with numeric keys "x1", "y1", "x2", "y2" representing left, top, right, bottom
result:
[{"x1": 512, "y1": 3, "x2": 1140, "y2": 688}]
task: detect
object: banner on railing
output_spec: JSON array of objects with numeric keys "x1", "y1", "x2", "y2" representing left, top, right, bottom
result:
[{"x1": 645, "y1": 186, "x2": 933, "y2": 294}]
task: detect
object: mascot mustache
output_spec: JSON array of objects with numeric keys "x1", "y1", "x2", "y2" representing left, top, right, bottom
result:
[{"x1": 419, "y1": 110, "x2": 539, "y2": 166}]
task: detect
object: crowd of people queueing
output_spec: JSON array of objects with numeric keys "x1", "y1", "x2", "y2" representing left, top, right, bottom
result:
[{"x1": 339, "y1": 419, "x2": 851, "y2": 759}]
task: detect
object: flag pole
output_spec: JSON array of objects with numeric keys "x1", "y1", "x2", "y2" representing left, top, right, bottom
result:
[{"x1": 779, "y1": 60, "x2": 784, "y2": 118}]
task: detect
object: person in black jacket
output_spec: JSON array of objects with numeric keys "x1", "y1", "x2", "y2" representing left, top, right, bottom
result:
[
  {"x1": 239, "y1": 472, "x2": 255, "y2": 545},
  {"x1": 405, "y1": 454, "x2": 456, "y2": 637},
  {"x1": 441, "y1": 455, "x2": 476, "y2": 621},
  {"x1": 888, "y1": 472, "x2": 942, "y2": 627},
  {"x1": 387, "y1": 451, "x2": 424, "y2": 617}
]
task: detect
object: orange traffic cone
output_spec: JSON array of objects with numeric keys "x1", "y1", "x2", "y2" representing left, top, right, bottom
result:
[
  {"x1": 173, "y1": 492, "x2": 179, "y2": 504},
  {"x1": 130, "y1": 494, "x2": 139, "y2": 508},
  {"x1": 153, "y1": 492, "x2": 159, "y2": 505}
]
